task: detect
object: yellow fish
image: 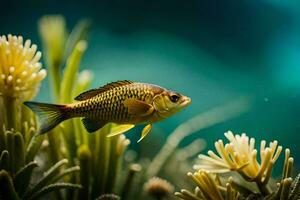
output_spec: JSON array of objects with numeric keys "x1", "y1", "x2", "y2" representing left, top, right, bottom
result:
[{"x1": 24, "y1": 80, "x2": 191, "y2": 141}]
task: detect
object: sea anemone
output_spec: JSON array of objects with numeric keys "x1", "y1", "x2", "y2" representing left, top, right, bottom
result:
[
  {"x1": 144, "y1": 177, "x2": 174, "y2": 200},
  {"x1": 194, "y1": 131, "x2": 282, "y2": 193},
  {"x1": 0, "y1": 34, "x2": 46, "y2": 100},
  {"x1": 176, "y1": 131, "x2": 297, "y2": 199}
]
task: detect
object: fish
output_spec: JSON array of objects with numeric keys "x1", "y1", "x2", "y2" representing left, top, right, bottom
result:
[{"x1": 24, "y1": 80, "x2": 191, "y2": 142}]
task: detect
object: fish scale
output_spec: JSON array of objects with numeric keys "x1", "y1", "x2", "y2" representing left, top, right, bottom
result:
[{"x1": 69, "y1": 83, "x2": 158, "y2": 123}]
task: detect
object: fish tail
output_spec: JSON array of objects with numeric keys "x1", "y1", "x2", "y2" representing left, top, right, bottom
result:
[{"x1": 24, "y1": 101, "x2": 68, "y2": 135}]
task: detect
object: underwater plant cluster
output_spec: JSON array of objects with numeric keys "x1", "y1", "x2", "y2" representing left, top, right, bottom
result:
[{"x1": 0, "y1": 15, "x2": 299, "y2": 200}]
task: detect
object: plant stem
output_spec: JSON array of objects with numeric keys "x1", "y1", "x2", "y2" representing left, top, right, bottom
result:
[
  {"x1": 0, "y1": 170, "x2": 20, "y2": 200},
  {"x1": 98, "y1": 127, "x2": 110, "y2": 193},
  {"x1": 105, "y1": 135, "x2": 119, "y2": 193},
  {"x1": 2, "y1": 96, "x2": 20, "y2": 131},
  {"x1": 256, "y1": 182, "x2": 271, "y2": 196},
  {"x1": 91, "y1": 125, "x2": 111, "y2": 199},
  {"x1": 121, "y1": 164, "x2": 141, "y2": 200},
  {"x1": 47, "y1": 132, "x2": 61, "y2": 164},
  {"x1": 49, "y1": 61, "x2": 61, "y2": 101},
  {"x1": 77, "y1": 145, "x2": 91, "y2": 200},
  {"x1": 0, "y1": 123, "x2": 5, "y2": 153}
]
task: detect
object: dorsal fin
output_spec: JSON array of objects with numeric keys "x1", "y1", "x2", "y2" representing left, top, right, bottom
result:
[{"x1": 75, "y1": 80, "x2": 133, "y2": 101}]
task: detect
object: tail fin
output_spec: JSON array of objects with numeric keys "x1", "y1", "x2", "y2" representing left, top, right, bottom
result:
[{"x1": 24, "y1": 101, "x2": 67, "y2": 135}]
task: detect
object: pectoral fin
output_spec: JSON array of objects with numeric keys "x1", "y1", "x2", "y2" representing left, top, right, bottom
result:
[
  {"x1": 123, "y1": 99, "x2": 154, "y2": 116},
  {"x1": 137, "y1": 124, "x2": 152, "y2": 143},
  {"x1": 82, "y1": 118, "x2": 106, "y2": 133},
  {"x1": 107, "y1": 124, "x2": 135, "y2": 137}
]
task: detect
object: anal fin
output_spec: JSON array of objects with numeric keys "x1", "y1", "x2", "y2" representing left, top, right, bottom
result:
[
  {"x1": 137, "y1": 124, "x2": 152, "y2": 143},
  {"x1": 82, "y1": 118, "x2": 106, "y2": 133}
]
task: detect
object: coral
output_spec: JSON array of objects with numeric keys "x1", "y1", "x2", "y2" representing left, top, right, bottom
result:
[
  {"x1": 0, "y1": 34, "x2": 46, "y2": 130},
  {"x1": 0, "y1": 34, "x2": 46, "y2": 100},
  {"x1": 175, "y1": 171, "x2": 240, "y2": 200},
  {"x1": 120, "y1": 163, "x2": 142, "y2": 200},
  {"x1": 144, "y1": 177, "x2": 174, "y2": 200},
  {"x1": 176, "y1": 131, "x2": 298, "y2": 200},
  {"x1": 195, "y1": 131, "x2": 282, "y2": 194}
]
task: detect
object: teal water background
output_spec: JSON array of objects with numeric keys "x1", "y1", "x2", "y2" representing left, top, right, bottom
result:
[{"x1": 2, "y1": 0, "x2": 300, "y2": 172}]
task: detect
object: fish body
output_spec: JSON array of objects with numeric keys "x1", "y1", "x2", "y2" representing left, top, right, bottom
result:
[
  {"x1": 69, "y1": 81, "x2": 164, "y2": 124},
  {"x1": 24, "y1": 80, "x2": 191, "y2": 141}
]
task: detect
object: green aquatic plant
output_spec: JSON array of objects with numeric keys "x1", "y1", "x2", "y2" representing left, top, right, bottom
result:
[
  {"x1": 38, "y1": 15, "x2": 131, "y2": 199},
  {"x1": 176, "y1": 131, "x2": 300, "y2": 200},
  {"x1": 0, "y1": 34, "x2": 81, "y2": 199},
  {"x1": 0, "y1": 159, "x2": 81, "y2": 200},
  {"x1": 0, "y1": 15, "x2": 131, "y2": 200},
  {"x1": 38, "y1": 15, "x2": 90, "y2": 100}
]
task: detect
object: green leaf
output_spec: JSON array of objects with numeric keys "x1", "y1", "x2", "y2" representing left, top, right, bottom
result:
[
  {"x1": 0, "y1": 125, "x2": 6, "y2": 153},
  {"x1": 22, "y1": 122, "x2": 37, "y2": 150},
  {"x1": 14, "y1": 161, "x2": 38, "y2": 197},
  {"x1": 25, "y1": 159, "x2": 68, "y2": 198},
  {"x1": 13, "y1": 132, "x2": 25, "y2": 172},
  {"x1": 91, "y1": 125, "x2": 111, "y2": 198},
  {"x1": 25, "y1": 134, "x2": 44, "y2": 163},
  {"x1": 72, "y1": 70, "x2": 93, "y2": 145},
  {"x1": 5, "y1": 131, "x2": 14, "y2": 172},
  {"x1": 38, "y1": 15, "x2": 67, "y2": 100},
  {"x1": 59, "y1": 40, "x2": 87, "y2": 167},
  {"x1": 28, "y1": 183, "x2": 82, "y2": 200},
  {"x1": 0, "y1": 170, "x2": 20, "y2": 200},
  {"x1": 105, "y1": 136, "x2": 120, "y2": 192},
  {"x1": 0, "y1": 150, "x2": 9, "y2": 171},
  {"x1": 60, "y1": 40, "x2": 87, "y2": 103},
  {"x1": 65, "y1": 19, "x2": 91, "y2": 61},
  {"x1": 77, "y1": 145, "x2": 91, "y2": 199},
  {"x1": 51, "y1": 166, "x2": 80, "y2": 183}
]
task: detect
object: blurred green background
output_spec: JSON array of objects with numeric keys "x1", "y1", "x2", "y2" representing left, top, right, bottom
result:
[{"x1": 2, "y1": 0, "x2": 300, "y2": 171}]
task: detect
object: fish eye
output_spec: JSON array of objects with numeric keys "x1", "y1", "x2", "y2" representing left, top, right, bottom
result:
[{"x1": 169, "y1": 94, "x2": 180, "y2": 103}]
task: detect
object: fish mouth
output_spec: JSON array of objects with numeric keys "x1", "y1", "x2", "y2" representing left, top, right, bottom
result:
[{"x1": 180, "y1": 96, "x2": 191, "y2": 107}]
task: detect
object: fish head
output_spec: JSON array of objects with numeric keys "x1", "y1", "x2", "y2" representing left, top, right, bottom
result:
[{"x1": 153, "y1": 90, "x2": 191, "y2": 118}]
